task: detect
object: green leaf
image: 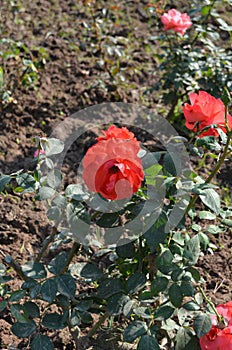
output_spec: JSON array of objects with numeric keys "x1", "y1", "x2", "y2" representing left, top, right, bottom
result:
[
  {"x1": 11, "y1": 320, "x2": 36, "y2": 338},
  {"x1": 172, "y1": 231, "x2": 185, "y2": 246},
  {"x1": 81, "y1": 311, "x2": 93, "y2": 324},
  {"x1": 175, "y1": 328, "x2": 199, "y2": 350},
  {"x1": 21, "y1": 261, "x2": 47, "y2": 279},
  {"x1": 16, "y1": 173, "x2": 36, "y2": 193},
  {"x1": 221, "y1": 219, "x2": 232, "y2": 227},
  {"x1": 198, "y1": 232, "x2": 210, "y2": 250},
  {"x1": 30, "y1": 283, "x2": 41, "y2": 299},
  {"x1": 31, "y1": 334, "x2": 54, "y2": 350},
  {"x1": 201, "y1": 5, "x2": 211, "y2": 16},
  {"x1": 154, "y1": 305, "x2": 175, "y2": 321},
  {"x1": 0, "y1": 300, "x2": 7, "y2": 312},
  {"x1": 10, "y1": 304, "x2": 28, "y2": 322},
  {"x1": 199, "y1": 188, "x2": 220, "y2": 214},
  {"x1": 164, "y1": 153, "x2": 181, "y2": 176},
  {"x1": 123, "y1": 321, "x2": 148, "y2": 343},
  {"x1": 145, "y1": 164, "x2": 162, "y2": 185},
  {"x1": 42, "y1": 313, "x2": 67, "y2": 329},
  {"x1": 180, "y1": 281, "x2": 195, "y2": 297},
  {"x1": 184, "y1": 236, "x2": 200, "y2": 265},
  {"x1": 126, "y1": 272, "x2": 146, "y2": 295},
  {"x1": 123, "y1": 300, "x2": 136, "y2": 318},
  {"x1": 56, "y1": 274, "x2": 76, "y2": 298},
  {"x1": 168, "y1": 284, "x2": 183, "y2": 307},
  {"x1": 0, "y1": 174, "x2": 11, "y2": 192},
  {"x1": 151, "y1": 277, "x2": 169, "y2": 296},
  {"x1": 40, "y1": 138, "x2": 64, "y2": 156},
  {"x1": 41, "y1": 279, "x2": 58, "y2": 303},
  {"x1": 116, "y1": 240, "x2": 135, "y2": 258},
  {"x1": 96, "y1": 212, "x2": 119, "y2": 227},
  {"x1": 156, "y1": 249, "x2": 174, "y2": 274},
  {"x1": 194, "y1": 313, "x2": 212, "y2": 338},
  {"x1": 65, "y1": 184, "x2": 89, "y2": 201},
  {"x1": 196, "y1": 137, "x2": 220, "y2": 151},
  {"x1": 107, "y1": 293, "x2": 130, "y2": 315},
  {"x1": 47, "y1": 169, "x2": 62, "y2": 189},
  {"x1": 0, "y1": 263, "x2": 6, "y2": 276},
  {"x1": 199, "y1": 211, "x2": 216, "y2": 220},
  {"x1": 183, "y1": 301, "x2": 201, "y2": 311},
  {"x1": 134, "y1": 306, "x2": 151, "y2": 319},
  {"x1": 47, "y1": 206, "x2": 61, "y2": 221},
  {"x1": 76, "y1": 263, "x2": 104, "y2": 282},
  {"x1": 9, "y1": 290, "x2": 26, "y2": 302},
  {"x1": 97, "y1": 278, "x2": 124, "y2": 299},
  {"x1": 137, "y1": 335, "x2": 160, "y2": 350},
  {"x1": 144, "y1": 212, "x2": 169, "y2": 250},
  {"x1": 187, "y1": 266, "x2": 201, "y2": 281},
  {"x1": 23, "y1": 302, "x2": 40, "y2": 318},
  {"x1": 70, "y1": 308, "x2": 81, "y2": 327},
  {"x1": 207, "y1": 224, "x2": 223, "y2": 234},
  {"x1": 37, "y1": 186, "x2": 55, "y2": 200},
  {"x1": 48, "y1": 252, "x2": 68, "y2": 275}
]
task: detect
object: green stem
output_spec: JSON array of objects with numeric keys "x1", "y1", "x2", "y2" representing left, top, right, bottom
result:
[
  {"x1": 138, "y1": 236, "x2": 143, "y2": 273},
  {"x1": 186, "y1": 130, "x2": 232, "y2": 216},
  {"x1": 198, "y1": 285, "x2": 223, "y2": 323},
  {"x1": 59, "y1": 241, "x2": 80, "y2": 275},
  {"x1": 87, "y1": 312, "x2": 109, "y2": 338},
  {"x1": 5, "y1": 256, "x2": 29, "y2": 281},
  {"x1": 35, "y1": 224, "x2": 58, "y2": 262}
]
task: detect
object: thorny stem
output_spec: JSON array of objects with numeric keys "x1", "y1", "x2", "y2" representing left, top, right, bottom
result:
[
  {"x1": 185, "y1": 129, "x2": 232, "y2": 216},
  {"x1": 198, "y1": 285, "x2": 224, "y2": 324}
]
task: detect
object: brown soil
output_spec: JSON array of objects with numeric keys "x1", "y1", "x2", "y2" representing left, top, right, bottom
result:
[{"x1": 0, "y1": 0, "x2": 231, "y2": 349}]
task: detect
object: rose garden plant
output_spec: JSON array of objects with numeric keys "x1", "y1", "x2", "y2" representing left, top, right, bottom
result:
[{"x1": 0, "y1": 1, "x2": 232, "y2": 349}]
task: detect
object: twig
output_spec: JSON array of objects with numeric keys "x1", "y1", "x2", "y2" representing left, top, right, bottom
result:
[{"x1": 35, "y1": 224, "x2": 58, "y2": 262}]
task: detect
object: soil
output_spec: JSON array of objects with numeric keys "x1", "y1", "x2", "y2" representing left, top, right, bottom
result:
[{"x1": 0, "y1": 0, "x2": 232, "y2": 349}]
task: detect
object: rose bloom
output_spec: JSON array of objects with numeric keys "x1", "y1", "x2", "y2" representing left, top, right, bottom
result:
[
  {"x1": 97, "y1": 125, "x2": 138, "y2": 143},
  {"x1": 200, "y1": 301, "x2": 232, "y2": 350},
  {"x1": 82, "y1": 127, "x2": 144, "y2": 200},
  {"x1": 183, "y1": 91, "x2": 232, "y2": 137},
  {"x1": 161, "y1": 9, "x2": 192, "y2": 36}
]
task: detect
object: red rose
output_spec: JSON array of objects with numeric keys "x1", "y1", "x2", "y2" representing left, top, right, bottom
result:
[
  {"x1": 97, "y1": 125, "x2": 138, "y2": 143},
  {"x1": 200, "y1": 301, "x2": 232, "y2": 350},
  {"x1": 161, "y1": 9, "x2": 192, "y2": 36},
  {"x1": 82, "y1": 127, "x2": 144, "y2": 200},
  {"x1": 183, "y1": 91, "x2": 232, "y2": 137}
]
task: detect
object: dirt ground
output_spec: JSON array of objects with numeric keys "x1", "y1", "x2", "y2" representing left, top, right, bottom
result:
[{"x1": 0, "y1": 1, "x2": 232, "y2": 349}]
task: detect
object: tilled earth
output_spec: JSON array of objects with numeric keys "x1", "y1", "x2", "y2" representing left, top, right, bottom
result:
[{"x1": 0, "y1": 1, "x2": 232, "y2": 349}]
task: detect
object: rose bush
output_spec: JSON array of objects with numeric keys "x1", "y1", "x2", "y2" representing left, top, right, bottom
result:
[
  {"x1": 183, "y1": 91, "x2": 232, "y2": 137},
  {"x1": 200, "y1": 301, "x2": 232, "y2": 350},
  {"x1": 161, "y1": 8, "x2": 192, "y2": 36},
  {"x1": 82, "y1": 126, "x2": 144, "y2": 200}
]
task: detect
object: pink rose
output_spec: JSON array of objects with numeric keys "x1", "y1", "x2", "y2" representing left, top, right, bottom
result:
[
  {"x1": 200, "y1": 301, "x2": 232, "y2": 350},
  {"x1": 161, "y1": 9, "x2": 192, "y2": 36}
]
